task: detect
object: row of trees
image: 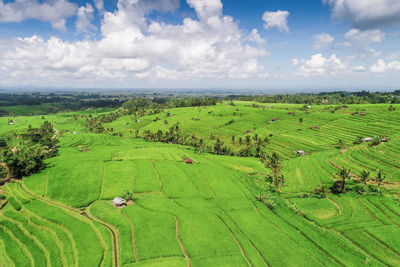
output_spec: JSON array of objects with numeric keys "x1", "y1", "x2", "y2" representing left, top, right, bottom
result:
[
  {"x1": 333, "y1": 168, "x2": 386, "y2": 194},
  {"x1": 139, "y1": 125, "x2": 271, "y2": 158},
  {"x1": 228, "y1": 90, "x2": 400, "y2": 105}
]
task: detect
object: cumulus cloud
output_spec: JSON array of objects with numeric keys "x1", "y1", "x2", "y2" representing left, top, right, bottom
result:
[
  {"x1": 93, "y1": 0, "x2": 104, "y2": 12},
  {"x1": 370, "y1": 59, "x2": 400, "y2": 72},
  {"x1": 0, "y1": 0, "x2": 270, "y2": 85},
  {"x1": 312, "y1": 33, "x2": 334, "y2": 49},
  {"x1": 76, "y1": 3, "x2": 95, "y2": 33},
  {"x1": 247, "y1": 29, "x2": 267, "y2": 46},
  {"x1": 344, "y1": 29, "x2": 385, "y2": 55},
  {"x1": 262, "y1": 10, "x2": 290, "y2": 33},
  {"x1": 0, "y1": 0, "x2": 77, "y2": 31},
  {"x1": 294, "y1": 53, "x2": 348, "y2": 77},
  {"x1": 323, "y1": 0, "x2": 400, "y2": 30}
]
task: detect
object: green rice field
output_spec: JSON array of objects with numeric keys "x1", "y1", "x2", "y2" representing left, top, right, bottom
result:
[{"x1": 1, "y1": 101, "x2": 400, "y2": 266}]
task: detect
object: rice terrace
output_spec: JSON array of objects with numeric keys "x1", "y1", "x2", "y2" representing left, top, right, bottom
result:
[
  {"x1": 0, "y1": 91, "x2": 400, "y2": 267},
  {"x1": 1, "y1": 0, "x2": 400, "y2": 266}
]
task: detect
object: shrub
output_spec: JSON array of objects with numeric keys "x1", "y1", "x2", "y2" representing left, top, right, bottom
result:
[
  {"x1": 256, "y1": 195, "x2": 276, "y2": 210},
  {"x1": 285, "y1": 200, "x2": 305, "y2": 216}
]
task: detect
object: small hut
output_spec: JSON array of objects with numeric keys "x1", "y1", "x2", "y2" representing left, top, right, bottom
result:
[
  {"x1": 271, "y1": 118, "x2": 277, "y2": 122},
  {"x1": 184, "y1": 158, "x2": 193, "y2": 164},
  {"x1": 269, "y1": 134, "x2": 273, "y2": 137},
  {"x1": 311, "y1": 126, "x2": 320, "y2": 130},
  {"x1": 193, "y1": 118, "x2": 200, "y2": 121},
  {"x1": 363, "y1": 137, "x2": 373, "y2": 142},
  {"x1": 288, "y1": 112, "x2": 295, "y2": 116},
  {"x1": 113, "y1": 197, "x2": 127, "y2": 208},
  {"x1": 381, "y1": 137, "x2": 389, "y2": 142},
  {"x1": 8, "y1": 121, "x2": 14, "y2": 125},
  {"x1": 246, "y1": 130, "x2": 252, "y2": 134},
  {"x1": 73, "y1": 132, "x2": 78, "y2": 134},
  {"x1": 359, "y1": 113, "x2": 366, "y2": 116},
  {"x1": 80, "y1": 148, "x2": 90, "y2": 152},
  {"x1": 296, "y1": 150, "x2": 306, "y2": 156},
  {"x1": 342, "y1": 105, "x2": 348, "y2": 109}
]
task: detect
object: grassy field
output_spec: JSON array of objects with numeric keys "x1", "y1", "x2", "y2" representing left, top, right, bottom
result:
[{"x1": 1, "y1": 101, "x2": 400, "y2": 266}]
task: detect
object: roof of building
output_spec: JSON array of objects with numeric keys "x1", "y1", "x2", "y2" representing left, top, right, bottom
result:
[{"x1": 113, "y1": 197, "x2": 126, "y2": 205}]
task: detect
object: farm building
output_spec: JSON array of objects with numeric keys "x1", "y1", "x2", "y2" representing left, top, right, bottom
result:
[
  {"x1": 311, "y1": 126, "x2": 320, "y2": 130},
  {"x1": 296, "y1": 150, "x2": 306, "y2": 156},
  {"x1": 184, "y1": 158, "x2": 193, "y2": 164},
  {"x1": 113, "y1": 197, "x2": 126, "y2": 208},
  {"x1": 363, "y1": 137, "x2": 373, "y2": 142}
]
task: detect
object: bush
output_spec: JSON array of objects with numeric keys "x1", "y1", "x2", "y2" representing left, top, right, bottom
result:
[
  {"x1": 256, "y1": 195, "x2": 276, "y2": 210},
  {"x1": 330, "y1": 180, "x2": 345, "y2": 194},
  {"x1": 285, "y1": 200, "x2": 305, "y2": 216}
]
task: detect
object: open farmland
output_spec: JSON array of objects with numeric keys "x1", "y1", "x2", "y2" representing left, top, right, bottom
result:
[{"x1": 1, "y1": 101, "x2": 400, "y2": 266}]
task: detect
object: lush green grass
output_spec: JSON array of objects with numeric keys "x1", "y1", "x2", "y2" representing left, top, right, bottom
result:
[{"x1": 1, "y1": 102, "x2": 400, "y2": 266}]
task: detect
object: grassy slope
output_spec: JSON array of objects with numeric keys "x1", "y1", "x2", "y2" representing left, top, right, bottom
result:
[{"x1": 0, "y1": 102, "x2": 400, "y2": 266}]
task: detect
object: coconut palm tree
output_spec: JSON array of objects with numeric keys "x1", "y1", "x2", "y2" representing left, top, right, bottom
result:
[
  {"x1": 360, "y1": 170, "x2": 370, "y2": 194},
  {"x1": 375, "y1": 169, "x2": 385, "y2": 194},
  {"x1": 337, "y1": 168, "x2": 351, "y2": 193}
]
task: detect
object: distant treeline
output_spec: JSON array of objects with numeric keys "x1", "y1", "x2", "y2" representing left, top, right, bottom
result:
[
  {"x1": 225, "y1": 90, "x2": 400, "y2": 104},
  {"x1": 122, "y1": 97, "x2": 219, "y2": 112},
  {"x1": 0, "y1": 93, "x2": 219, "y2": 116}
]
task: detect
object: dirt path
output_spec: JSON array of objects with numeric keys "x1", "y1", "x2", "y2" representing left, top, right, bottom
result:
[
  {"x1": 174, "y1": 216, "x2": 191, "y2": 267},
  {"x1": 328, "y1": 197, "x2": 342, "y2": 216}
]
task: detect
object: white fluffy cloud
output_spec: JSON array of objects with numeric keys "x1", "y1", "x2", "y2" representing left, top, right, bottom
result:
[
  {"x1": 370, "y1": 59, "x2": 400, "y2": 72},
  {"x1": 76, "y1": 3, "x2": 95, "y2": 33},
  {"x1": 344, "y1": 29, "x2": 385, "y2": 55},
  {"x1": 262, "y1": 10, "x2": 290, "y2": 33},
  {"x1": 293, "y1": 53, "x2": 348, "y2": 77},
  {"x1": 0, "y1": 0, "x2": 269, "y2": 85},
  {"x1": 0, "y1": 0, "x2": 77, "y2": 31},
  {"x1": 312, "y1": 33, "x2": 334, "y2": 49},
  {"x1": 247, "y1": 29, "x2": 267, "y2": 46},
  {"x1": 324, "y1": 0, "x2": 400, "y2": 29}
]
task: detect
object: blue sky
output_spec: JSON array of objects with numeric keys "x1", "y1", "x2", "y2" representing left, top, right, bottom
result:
[{"x1": 0, "y1": 0, "x2": 399, "y2": 90}]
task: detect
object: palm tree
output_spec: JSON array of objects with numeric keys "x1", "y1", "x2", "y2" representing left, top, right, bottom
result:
[
  {"x1": 375, "y1": 169, "x2": 385, "y2": 194},
  {"x1": 360, "y1": 170, "x2": 370, "y2": 194},
  {"x1": 337, "y1": 168, "x2": 351, "y2": 193}
]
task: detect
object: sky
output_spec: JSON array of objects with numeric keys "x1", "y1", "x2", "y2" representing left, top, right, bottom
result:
[{"x1": 0, "y1": 0, "x2": 400, "y2": 91}]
